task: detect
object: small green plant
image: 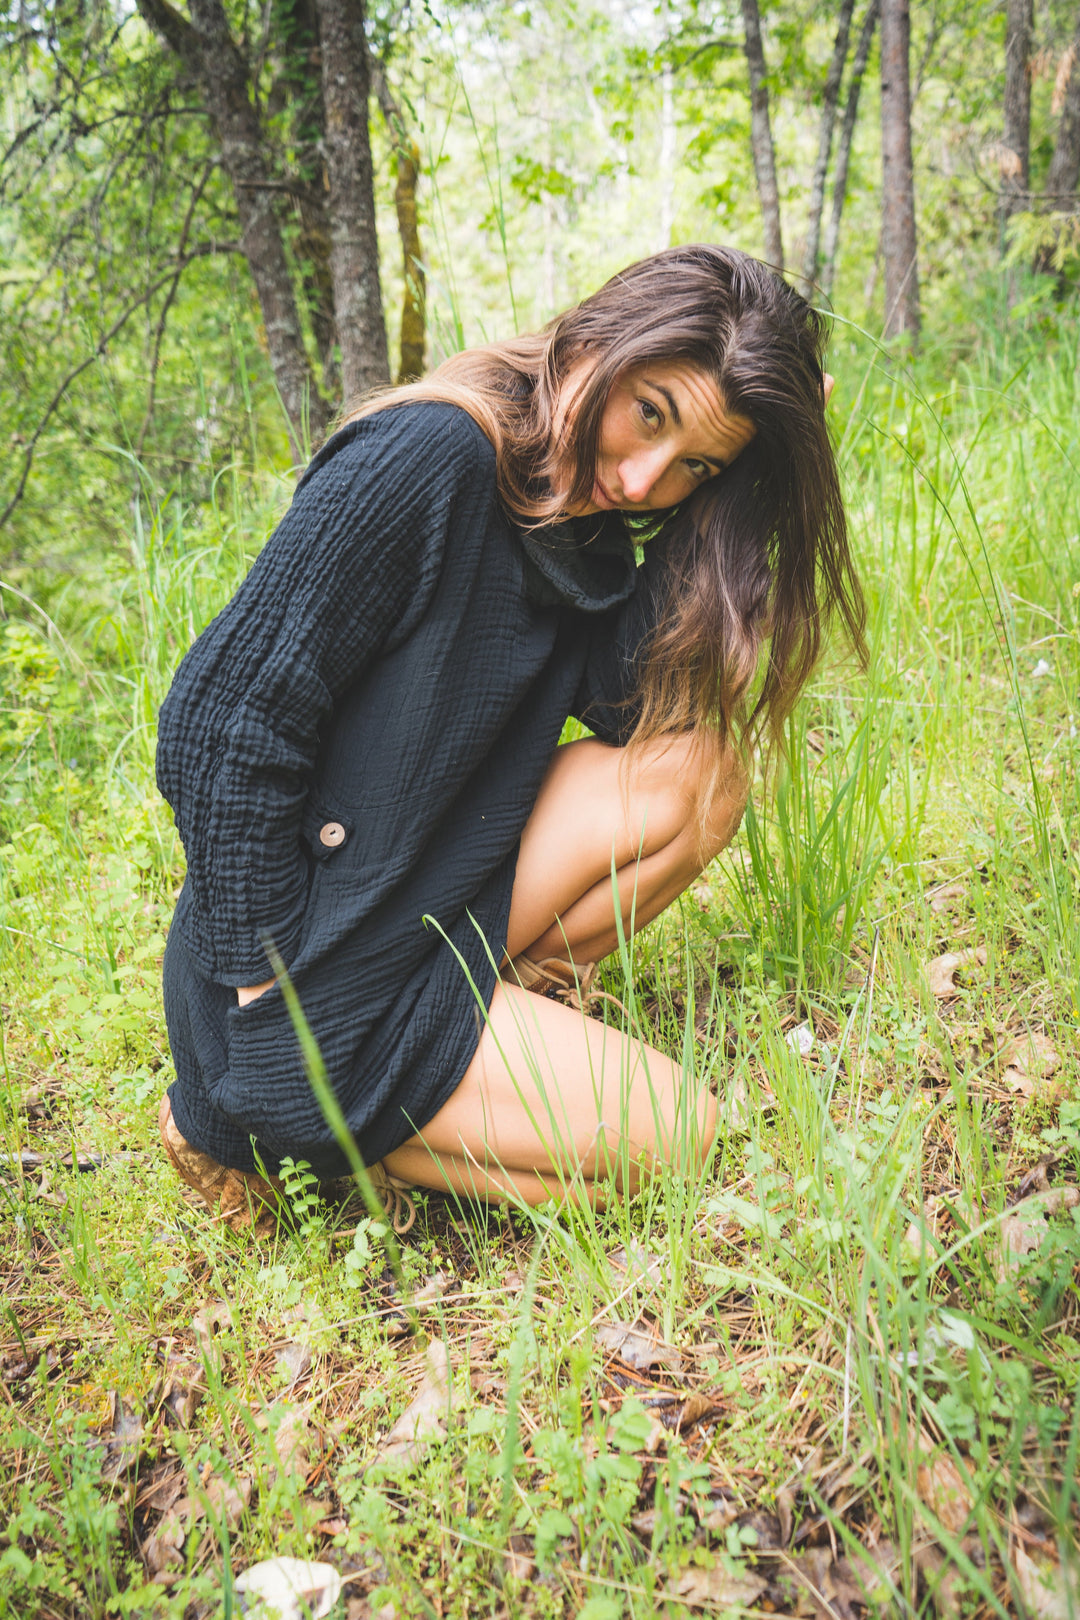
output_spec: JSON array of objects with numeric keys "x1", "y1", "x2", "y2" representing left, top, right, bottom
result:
[{"x1": 276, "y1": 1155, "x2": 324, "y2": 1242}]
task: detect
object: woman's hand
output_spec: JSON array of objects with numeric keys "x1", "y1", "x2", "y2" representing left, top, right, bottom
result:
[{"x1": 237, "y1": 977, "x2": 276, "y2": 1007}]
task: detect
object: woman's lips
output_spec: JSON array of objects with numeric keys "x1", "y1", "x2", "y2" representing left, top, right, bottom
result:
[{"x1": 592, "y1": 478, "x2": 618, "y2": 510}]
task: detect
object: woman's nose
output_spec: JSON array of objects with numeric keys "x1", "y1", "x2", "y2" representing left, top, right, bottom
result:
[{"x1": 618, "y1": 448, "x2": 668, "y2": 504}]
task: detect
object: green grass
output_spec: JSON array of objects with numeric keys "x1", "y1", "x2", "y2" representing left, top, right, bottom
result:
[{"x1": 1, "y1": 327, "x2": 1079, "y2": 1618}]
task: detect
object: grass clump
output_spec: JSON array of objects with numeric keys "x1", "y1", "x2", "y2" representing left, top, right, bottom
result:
[{"x1": 1, "y1": 332, "x2": 1079, "y2": 1616}]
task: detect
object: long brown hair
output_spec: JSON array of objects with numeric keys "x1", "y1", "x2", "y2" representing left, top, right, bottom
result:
[{"x1": 345, "y1": 244, "x2": 865, "y2": 770}]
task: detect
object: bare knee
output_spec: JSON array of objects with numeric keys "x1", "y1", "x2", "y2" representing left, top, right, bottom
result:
[
  {"x1": 627, "y1": 732, "x2": 747, "y2": 867},
  {"x1": 646, "y1": 1084, "x2": 720, "y2": 1179}
]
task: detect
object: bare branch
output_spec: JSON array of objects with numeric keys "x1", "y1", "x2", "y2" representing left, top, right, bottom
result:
[
  {"x1": 136, "y1": 162, "x2": 216, "y2": 459},
  {"x1": 0, "y1": 242, "x2": 241, "y2": 535}
]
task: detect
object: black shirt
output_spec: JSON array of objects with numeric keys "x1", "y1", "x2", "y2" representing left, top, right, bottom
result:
[{"x1": 157, "y1": 403, "x2": 658, "y2": 1176}]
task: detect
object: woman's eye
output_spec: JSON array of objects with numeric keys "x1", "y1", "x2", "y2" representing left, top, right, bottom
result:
[
  {"x1": 685, "y1": 459, "x2": 711, "y2": 481},
  {"x1": 639, "y1": 399, "x2": 661, "y2": 427}
]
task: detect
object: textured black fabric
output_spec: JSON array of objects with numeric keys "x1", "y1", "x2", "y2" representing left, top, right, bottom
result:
[{"x1": 157, "y1": 402, "x2": 660, "y2": 1177}]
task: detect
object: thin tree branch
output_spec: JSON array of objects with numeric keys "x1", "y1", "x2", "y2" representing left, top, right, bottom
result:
[
  {"x1": 0, "y1": 242, "x2": 241, "y2": 535},
  {"x1": 136, "y1": 162, "x2": 215, "y2": 459}
]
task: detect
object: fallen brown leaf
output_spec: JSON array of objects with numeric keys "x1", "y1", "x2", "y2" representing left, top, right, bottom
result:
[
  {"x1": 734, "y1": 1508, "x2": 784, "y2": 1550},
  {"x1": 191, "y1": 1300, "x2": 233, "y2": 1349},
  {"x1": 1001, "y1": 1030, "x2": 1061, "y2": 1100},
  {"x1": 699, "y1": 1497, "x2": 739, "y2": 1534},
  {"x1": 928, "y1": 881, "x2": 967, "y2": 914},
  {"x1": 913, "y1": 1543, "x2": 972, "y2": 1620},
  {"x1": 380, "y1": 1339, "x2": 454, "y2": 1464},
  {"x1": 1014, "y1": 1544, "x2": 1079, "y2": 1620},
  {"x1": 902, "y1": 1195, "x2": 945, "y2": 1268},
  {"x1": 594, "y1": 1320, "x2": 685, "y2": 1375},
  {"x1": 916, "y1": 1436, "x2": 973, "y2": 1534},
  {"x1": 101, "y1": 1394, "x2": 144, "y2": 1481},
  {"x1": 608, "y1": 1241, "x2": 664, "y2": 1287},
  {"x1": 314, "y1": 1516, "x2": 347, "y2": 1538},
  {"x1": 679, "y1": 1391, "x2": 720, "y2": 1432},
  {"x1": 670, "y1": 1557, "x2": 767, "y2": 1609},
  {"x1": 200, "y1": 1472, "x2": 252, "y2": 1528},
  {"x1": 142, "y1": 1511, "x2": 187, "y2": 1579},
  {"x1": 142, "y1": 1470, "x2": 252, "y2": 1578},
  {"x1": 927, "y1": 948, "x2": 987, "y2": 999},
  {"x1": 503, "y1": 1533, "x2": 535, "y2": 1583},
  {"x1": 791, "y1": 1540, "x2": 902, "y2": 1620},
  {"x1": 274, "y1": 1341, "x2": 313, "y2": 1386},
  {"x1": 161, "y1": 1357, "x2": 205, "y2": 1428},
  {"x1": 721, "y1": 1073, "x2": 778, "y2": 1127},
  {"x1": 775, "y1": 1485, "x2": 796, "y2": 1547},
  {"x1": 135, "y1": 1459, "x2": 186, "y2": 1517},
  {"x1": 997, "y1": 1187, "x2": 1080, "y2": 1281},
  {"x1": 260, "y1": 1403, "x2": 316, "y2": 1482},
  {"x1": 411, "y1": 1270, "x2": 452, "y2": 1306},
  {"x1": 638, "y1": 1411, "x2": 668, "y2": 1455},
  {"x1": 790, "y1": 1547, "x2": 865, "y2": 1620},
  {"x1": 1018, "y1": 1160, "x2": 1055, "y2": 1197}
]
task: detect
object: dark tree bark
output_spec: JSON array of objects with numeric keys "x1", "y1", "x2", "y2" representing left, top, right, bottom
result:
[
  {"x1": 821, "y1": 0, "x2": 879, "y2": 301},
  {"x1": 1035, "y1": 23, "x2": 1080, "y2": 273},
  {"x1": 1000, "y1": 0, "x2": 1033, "y2": 230},
  {"x1": 372, "y1": 61, "x2": 426, "y2": 382},
  {"x1": 269, "y1": 0, "x2": 340, "y2": 394},
  {"x1": 1045, "y1": 27, "x2": 1080, "y2": 200},
  {"x1": 799, "y1": 0, "x2": 856, "y2": 298},
  {"x1": 740, "y1": 0, "x2": 784, "y2": 269},
  {"x1": 295, "y1": 196, "x2": 340, "y2": 395},
  {"x1": 135, "y1": 0, "x2": 329, "y2": 454},
  {"x1": 879, "y1": 0, "x2": 920, "y2": 342},
  {"x1": 314, "y1": 0, "x2": 390, "y2": 401}
]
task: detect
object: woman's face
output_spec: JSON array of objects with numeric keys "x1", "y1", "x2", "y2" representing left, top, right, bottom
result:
[{"x1": 563, "y1": 361, "x2": 756, "y2": 516}]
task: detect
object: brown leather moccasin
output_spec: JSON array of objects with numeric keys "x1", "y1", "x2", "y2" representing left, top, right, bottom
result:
[{"x1": 158, "y1": 1094, "x2": 283, "y2": 1237}]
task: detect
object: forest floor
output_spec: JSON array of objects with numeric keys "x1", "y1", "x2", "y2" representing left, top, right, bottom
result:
[{"x1": 1, "y1": 342, "x2": 1079, "y2": 1618}]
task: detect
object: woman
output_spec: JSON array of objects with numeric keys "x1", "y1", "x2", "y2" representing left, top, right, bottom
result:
[{"x1": 156, "y1": 243, "x2": 864, "y2": 1232}]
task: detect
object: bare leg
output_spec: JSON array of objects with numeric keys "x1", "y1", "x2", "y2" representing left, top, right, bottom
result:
[
  {"x1": 383, "y1": 734, "x2": 746, "y2": 1205},
  {"x1": 507, "y1": 733, "x2": 746, "y2": 964}
]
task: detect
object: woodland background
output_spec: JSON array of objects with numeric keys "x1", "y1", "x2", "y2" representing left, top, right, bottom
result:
[
  {"x1": 3, "y1": 3, "x2": 1080, "y2": 1619},
  {"x1": 3, "y1": 0, "x2": 1080, "y2": 566}
]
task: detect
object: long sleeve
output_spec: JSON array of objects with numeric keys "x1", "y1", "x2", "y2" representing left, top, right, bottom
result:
[{"x1": 156, "y1": 404, "x2": 497, "y2": 984}]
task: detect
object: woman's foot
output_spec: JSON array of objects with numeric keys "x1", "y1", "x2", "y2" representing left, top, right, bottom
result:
[
  {"x1": 158, "y1": 1094, "x2": 283, "y2": 1236},
  {"x1": 501, "y1": 951, "x2": 598, "y2": 1010},
  {"x1": 158, "y1": 1094, "x2": 418, "y2": 1237}
]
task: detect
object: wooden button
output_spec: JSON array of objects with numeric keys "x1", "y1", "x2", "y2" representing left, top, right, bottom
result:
[{"x1": 319, "y1": 822, "x2": 346, "y2": 848}]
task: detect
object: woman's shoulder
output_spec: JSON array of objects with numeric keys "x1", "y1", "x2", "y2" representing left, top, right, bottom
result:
[{"x1": 298, "y1": 400, "x2": 495, "y2": 497}]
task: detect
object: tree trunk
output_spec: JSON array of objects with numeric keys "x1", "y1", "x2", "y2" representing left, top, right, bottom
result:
[
  {"x1": 1034, "y1": 24, "x2": 1080, "y2": 274},
  {"x1": 740, "y1": 0, "x2": 784, "y2": 269},
  {"x1": 821, "y1": 0, "x2": 879, "y2": 302},
  {"x1": 296, "y1": 197, "x2": 341, "y2": 396},
  {"x1": 136, "y1": 0, "x2": 328, "y2": 455},
  {"x1": 315, "y1": 0, "x2": 389, "y2": 402},
  {"x1": 372, "y1": 64, "x2": 427, "y2": 383},
  {"x1": 269, "y1": 0, "x2": 340, "y2": 395},
  {"x1": 879, "y1": 0, "x2": 920, "y2": 343},
  {"x1": 1000, "y1": 0, "x2": 1032, "y2": 231},
  {"x1": 1045, "y1": 27, "x2": 1080, "y2": 200},
  {"x1": 799, "y1": 0, "x2": 856, "y2": 298}
]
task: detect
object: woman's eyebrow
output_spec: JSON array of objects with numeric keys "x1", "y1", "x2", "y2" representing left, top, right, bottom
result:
[
  {"x1": 642, "y1": 380, "x2": 682, "y2": 424},
  {"x1": 641, "y1": 379, "x2": 727, "y2": 470}
]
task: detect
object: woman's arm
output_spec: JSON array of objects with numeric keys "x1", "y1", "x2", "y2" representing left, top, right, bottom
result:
[{"x1": 156, "y1": 405, "x2": 497, "y2": 988}]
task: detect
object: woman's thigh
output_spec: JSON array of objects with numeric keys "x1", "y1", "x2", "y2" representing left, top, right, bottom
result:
[
  {"x1": 384, "y1": 982, "x2": 718, "y2": 1194},
  {"x1": 383, "y1": 733, "x2": 737, "y2": 1201},
  {"x1": 506, "y1": 732, "x2": 746, "y2": 964}
]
